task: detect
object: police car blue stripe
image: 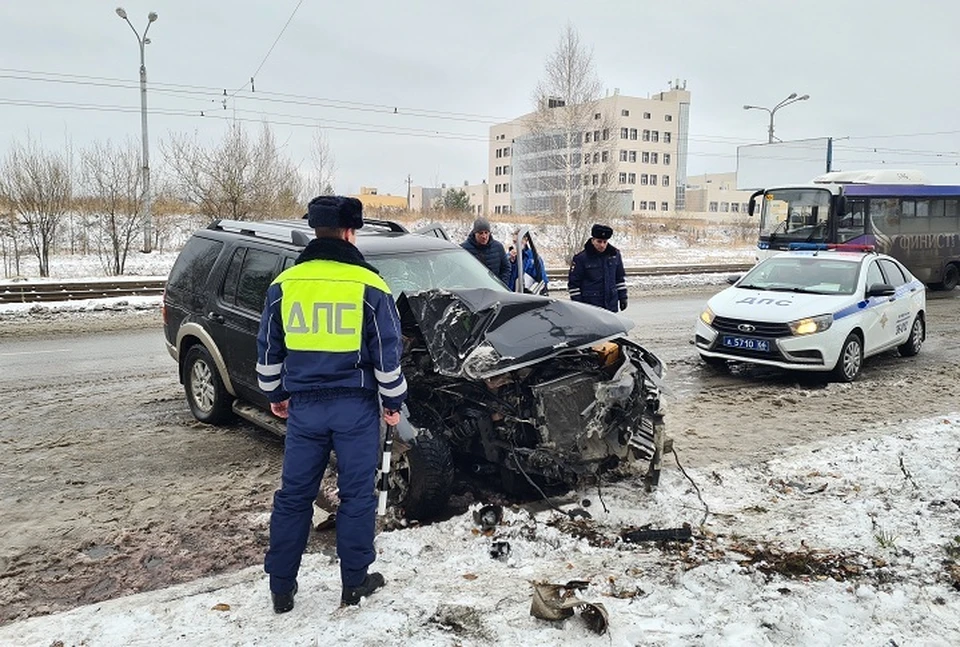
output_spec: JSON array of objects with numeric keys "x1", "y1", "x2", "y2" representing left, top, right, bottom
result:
[{"x1": 832, "y1": 280, "x2": 923, "y2": 321}]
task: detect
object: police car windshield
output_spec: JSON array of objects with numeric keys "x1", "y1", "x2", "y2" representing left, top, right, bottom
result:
[
  {"x1": 369, "y1": 248, "x2": 510, "y2": 294},
  {"x1": 738, "y1": 256, "x2": 860, "y2": 295}
]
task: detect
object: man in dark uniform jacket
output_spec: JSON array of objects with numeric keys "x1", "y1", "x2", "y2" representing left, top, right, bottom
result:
[{"x1": 567, "y1": 223, "x2": 628, "y2": 312}]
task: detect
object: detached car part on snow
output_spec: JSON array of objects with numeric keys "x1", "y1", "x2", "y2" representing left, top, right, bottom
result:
[{"x1": 386, "y1": 288, "x2": 667, "y2": 518}]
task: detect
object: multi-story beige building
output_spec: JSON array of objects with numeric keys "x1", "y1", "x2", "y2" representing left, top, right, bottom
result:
[
  {"x1": 409, "y1": 181, "x2": 489, "y2": 216},
  {"x1": 684, "y1": 172, "x2": 755, "y2": 215},
  {"x1": 488, "y1": 85, "x2": 691, "y2": 217}
]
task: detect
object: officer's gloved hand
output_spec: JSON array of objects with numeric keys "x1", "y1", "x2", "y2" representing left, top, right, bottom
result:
[{"x1": 619, "y1": 298, "x2": 628, "y2": 311}]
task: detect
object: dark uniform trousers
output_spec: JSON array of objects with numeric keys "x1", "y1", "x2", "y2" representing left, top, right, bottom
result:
[{"x1": 265, "y1": 390, "x2": 380, "y2": 593}]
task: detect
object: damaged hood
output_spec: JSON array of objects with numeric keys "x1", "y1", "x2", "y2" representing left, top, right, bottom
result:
[{"x1": 402, "y1": 288, "x2": 631, "y2": 379}]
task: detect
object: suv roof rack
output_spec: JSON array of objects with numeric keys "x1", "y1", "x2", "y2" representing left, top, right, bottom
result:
[
  {"x1": 210, "y1": 219, "x2": 313, "y2": 246},
  {"x1": 361, "y1": 218, "x2": 408, "y2": 233}
]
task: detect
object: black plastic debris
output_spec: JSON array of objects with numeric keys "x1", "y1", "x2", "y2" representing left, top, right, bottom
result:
[
  {"x1": 621, "y1": 526, "x2": 692, "y2": 543},
  {"x1": 473, "y1": 504, "x2": 503, "y2": 532},
  {"x1": 490, "y1": 541, "x2": 511, "y2": 560}
]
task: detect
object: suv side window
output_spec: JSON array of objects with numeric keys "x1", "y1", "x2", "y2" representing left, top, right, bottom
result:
[
  {"x1": 865, "y1": 261, "x2": 884, "y2": 289},
  {"x1": 166, "y1": 236, "x2": 224, "y2": 308},
  {"x1": 221, "y1": 247, "x2": 281, "y2": 313},
  {"x1": 879, "y1": 259, "x2": 907, "y2": 287}
]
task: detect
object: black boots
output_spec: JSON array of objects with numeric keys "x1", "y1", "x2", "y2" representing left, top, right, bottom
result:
[
  {"x1": 341, "y1": 572, "x2": 385, "y2": 606},
  {"x1": 272, "y1": 581, "x2": 298, "y2": 614}
]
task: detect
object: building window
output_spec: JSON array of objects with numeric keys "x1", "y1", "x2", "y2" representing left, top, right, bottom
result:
[
  {"x1": 601, "y1": 173, "x2": 608, "y2": 185},
  {"x1": 620, "y1": 127, "x2": 629, "y2": 139},
  {"x1": 503, "y1": 205, "x2": 510, "y2": 214},
  {"x1": 651, "y1": 131, "x2": 659, "y2": 143},
  {"x1": 651, "y1": 152, "x2": 658, "y2": 164},
  {"x1": 621, "y1": 109, "x2": 630, "y2": 117},
  {"x1": 504, "y1": 183, "x2": 509, "y2": 192},
  {"x1": 585, "y1": 131, "x2": 592, "y2": 143},
  {"x1": 664, "y1": 132, "x2": 671, "y2": 143},
  {"x1": 504, "y1": 165, "x2": 510, "y2": 174},
  {"x1": 650, "y1": 175, "x2": 657, "y2": 186},
  {"x1": 642, "y1": 129, "x2": 650, "y2": 142},
  {"x1": 720, "y1": 202, "x2": 729, "y2": 212},
  {"x1": 504, "y1": 146, "x2": 511, "y2": 156},
  {"x1": 641, "y1": 174, "x2": 649, "y2": 185},
  {"x1": 709, "y1": 201, "x2": 718, "y2": 212},
  {"x1": 730, "y1": 202, "x2": 740, "y2": 213},
  {"x1": 593, "y1": 130, "x2": 600, "y2": 141},
  {"x1": 496, "y1": 148, "x2": 502, "y2": 159},
  {"x1": 649, "y1": 202, "x2": 657, "y2": 211},
  {"x1": 594, "y1": 112, "x2": 601, "y2": 120},
  {"x1": 592, "y1": 174, "x2": 599, "y2": 186},
  {"x1": 628, "y1": 172, "x2": 636, "y2": 184},
  {"x1": 619, "y1": 150, "x2": 628, "y2": 162},
  {"x1": 601, "y1": 151, "x2": 608, "y2": 163},
  {"x1": 583, "y1": 174, "x2": 589, "y2": 187},
  {"x1": 629, "y1": 128, "x2": 638, "y2": 140},
  {"x1": 664, "y1": 153, "x2": 671, "y2": 165},
  {"x1": 665, "y1": 114, "x2": 673, "y2": 122},
  {"x1": 619, "y1": 172, "x2": 627, "y2": 184},
  {"x1": 592, "y1": 152, "x2": 599, "y2": 163},
  {"x1": 661, "y1": 201, "x2": 669, "y2": 211},
  {"x1": 495, "y1": 205, "x2": 501, "y2": 214},
  {"x1": 742, "y1": 203, "x2": 750, "y2": 212},
  {"x1": 642, "y1": 151, "x2": 650, "y2": 163},
  {"x1": 662, "y1": 175, "x2": 670, "y2": 187},
  {"x1": 629, "y1": 150, "x2": 637, "y2": 163},
  {"x1": 602, "y1": 128, "x2": 609, "y2": 140},
  {"x1": 639, "y1": 201, "x2": 648, "y2": 210},
  {"x1": 583, "y1": 153, "x2": 591, "y2": 165}
]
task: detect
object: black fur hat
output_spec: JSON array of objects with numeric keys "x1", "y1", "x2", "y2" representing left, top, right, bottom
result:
[
  {"x1": 591, "y1": 223, "x2": 613, "y2": 240},
  {"x1": 303, "y1": 196, "x2": 364, "y2": 229}
]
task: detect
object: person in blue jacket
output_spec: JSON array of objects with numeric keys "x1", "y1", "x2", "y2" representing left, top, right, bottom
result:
[
  {"x1": 508, "y1": 233, "x2": 549, "y2": 295},
  {"x1": 567, "y1": 223, "x2": 628, "y2": 312},
  {"x1": 256, "y1": 195, "x2": 406, "y2": 613},
  {"x1": 461, "y1": 217, "x2": 511, "y2": 286}
]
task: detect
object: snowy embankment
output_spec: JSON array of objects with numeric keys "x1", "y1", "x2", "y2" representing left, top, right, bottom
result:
[{"x1": 2, "y1": 415, "x2": 957, "y2": 646}]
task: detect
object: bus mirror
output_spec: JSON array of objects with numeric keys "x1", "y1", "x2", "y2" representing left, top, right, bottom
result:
[{"x1": 747, "y1": 190, "x2": 764, "y2": 216}]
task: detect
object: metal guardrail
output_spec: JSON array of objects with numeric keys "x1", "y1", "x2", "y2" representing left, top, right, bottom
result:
[{"x1": 0, "y1": 263, "x2": 755, "y2": 304}]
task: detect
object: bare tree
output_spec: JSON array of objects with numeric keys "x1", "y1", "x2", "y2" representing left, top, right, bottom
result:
[
  {"x1": 302, "y1": 127, "x2": 336, "y2": 200},
  {"x1": 518, "y1": 24, "x2": 623, "y2": 261},
  {"x1": 79, "y1": 138, "x2": 144, "y2": 275},
  {"x1": 162, "y1": 121, "x2": 302, "y2": 223},
  {"x1": 0, "y1": 136, "x2": 73, "y2": 277}
]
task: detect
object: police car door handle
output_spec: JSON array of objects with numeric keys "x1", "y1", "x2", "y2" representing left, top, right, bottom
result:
[{"x1": 208, "y1": 312, "x2": 224, "y2": 323}]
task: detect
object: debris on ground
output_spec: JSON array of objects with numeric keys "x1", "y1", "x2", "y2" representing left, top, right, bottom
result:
[{"x1": 529, "y1": 580, "x2": 608, "y2": 635}]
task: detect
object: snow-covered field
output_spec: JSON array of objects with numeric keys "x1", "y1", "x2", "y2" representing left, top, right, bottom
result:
[{"x1": 2, "y1": 414, "x2": 957, "y2": 646}]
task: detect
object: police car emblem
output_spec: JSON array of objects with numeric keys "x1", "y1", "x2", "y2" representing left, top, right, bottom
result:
[{"x1": 737, "y1": 323, "x2": 756, "y2": 333}]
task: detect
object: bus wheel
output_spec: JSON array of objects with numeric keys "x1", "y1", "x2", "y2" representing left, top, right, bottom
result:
[{"x1": 938, "y1": 263, "x2": 959, "y2": 291}]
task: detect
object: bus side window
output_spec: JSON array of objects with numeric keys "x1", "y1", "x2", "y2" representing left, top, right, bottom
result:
[{"x1": 838, "y1": 199, "x2": 866, "y2": 242}]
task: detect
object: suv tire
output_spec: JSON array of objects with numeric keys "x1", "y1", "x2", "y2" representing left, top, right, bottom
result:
[
  {"x1": 184, "y1": 345, "x2": 234, "y2": 424},
  {"x1": 393, "y1": 435, "x2": 454, "y2": 520}
]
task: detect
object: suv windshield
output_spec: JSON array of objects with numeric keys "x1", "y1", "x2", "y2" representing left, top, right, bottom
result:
[
  {"x1": 738, "y1": 256, "x2": 860, "y2": 295},
  {"x1": 369, "y1": 248, "x2": 509, "y2": 294},
  {"x1": 760, "y1": 188, "x2": 833, "y2": 241}
]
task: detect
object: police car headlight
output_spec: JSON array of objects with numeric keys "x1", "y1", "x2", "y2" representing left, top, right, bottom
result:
[
  {"x1": 789, "y1": 314, "x2": 833, "y2": 336},
  {"x1": 699, "y1": 306, "x2": 715, "y2": 325}
]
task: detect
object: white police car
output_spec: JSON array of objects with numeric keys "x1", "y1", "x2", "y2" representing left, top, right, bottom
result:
[{"x1": 695, "y1": 244, "x2": 926, "y2": 381}]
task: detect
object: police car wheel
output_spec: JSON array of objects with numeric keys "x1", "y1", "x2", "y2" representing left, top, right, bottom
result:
[
  {"x1": 393, "y1": 435, "x2": 453, "y2": 521},
  {"x1": 898, "y1": 315, "x2": 924, "y2": 358},
  {"x1": 184, "y1": 345, "x2": 234, "y2": 425},
  {"x1": 831, "y1": 333, "x2": 863, "y2": 382}
]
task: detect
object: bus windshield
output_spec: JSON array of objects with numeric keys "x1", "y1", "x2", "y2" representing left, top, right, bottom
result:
[{"x1": 760, "y1": 188, "x2": 833, "y2": 242}]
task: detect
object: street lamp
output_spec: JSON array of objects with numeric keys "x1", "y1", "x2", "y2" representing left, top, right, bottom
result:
[
  {"x1": 743, "y1": 92, "x2": 810, "y2": 144},
  {"x1": 115, "y1": 7, "x2": 158, "y2": 253}
]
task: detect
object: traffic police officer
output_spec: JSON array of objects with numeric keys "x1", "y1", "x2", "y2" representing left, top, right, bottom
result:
[
  {"x1": 256, "y1": 195, "x2": 407, "y2": 613},
  {"x1": 567, "y1": 223, "x2": 628, "y2": 312}
]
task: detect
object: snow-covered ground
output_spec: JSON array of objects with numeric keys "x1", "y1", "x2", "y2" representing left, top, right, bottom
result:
[{"x1": 2, "y1": 414, "x2": 957, "y2": 646}]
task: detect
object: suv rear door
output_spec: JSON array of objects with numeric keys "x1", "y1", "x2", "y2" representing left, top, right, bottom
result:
[{"x1": 214, "y1": 244, "x2": 285, "y2": 403}]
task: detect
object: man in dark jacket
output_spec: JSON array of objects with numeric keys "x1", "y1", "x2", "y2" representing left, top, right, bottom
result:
[
  {"x1": 567, "y1": 223, "x2": 628, "y2": 312},
  {"x1": 257, "y1": 195, "x2": 406, "y2": 613},
  {"x1": 461, "y1": 217, "x2": 511, "y2": 286}
]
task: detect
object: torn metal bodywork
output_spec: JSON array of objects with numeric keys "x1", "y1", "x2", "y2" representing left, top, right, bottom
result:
[{"x1": 398, "y1": 289, "x2": 667, "y2": 496}]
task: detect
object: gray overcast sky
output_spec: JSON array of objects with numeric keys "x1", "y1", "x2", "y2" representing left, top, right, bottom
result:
[{"x1": 2, "y1": 0, "x2": 959, "y2": 197}]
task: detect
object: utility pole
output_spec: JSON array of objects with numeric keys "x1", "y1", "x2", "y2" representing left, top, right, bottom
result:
[
  {"x1": 116, "y1": 7, "x2": 158, "y2": 253},
  {"x1": 406, "y1": 174, "x2": 412, "y2": 211}
]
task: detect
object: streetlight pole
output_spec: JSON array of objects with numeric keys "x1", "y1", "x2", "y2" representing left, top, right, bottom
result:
[
  {"x1": 743, "y1": 92, "x2": 810, "y2": 143},
  {"x1": 115, "y1": 7, "x2": 158, "y2": 253}
]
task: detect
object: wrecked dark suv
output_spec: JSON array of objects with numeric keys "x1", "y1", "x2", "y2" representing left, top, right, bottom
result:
[{"x1": 163, "y1": 218, "x2": 667, "y2": 518}]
